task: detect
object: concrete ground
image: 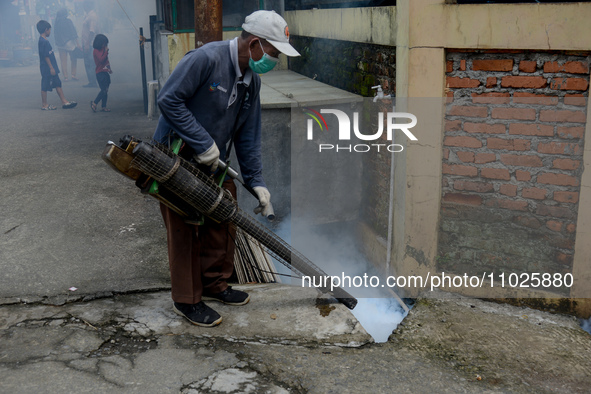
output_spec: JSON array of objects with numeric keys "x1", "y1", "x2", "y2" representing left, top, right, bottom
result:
[
  {"x1": 1, "y1": 62, "x2": 591, "y2": 393},
  {"x1": 1, "y1": 287, "x2": 590, "y2": 393}
]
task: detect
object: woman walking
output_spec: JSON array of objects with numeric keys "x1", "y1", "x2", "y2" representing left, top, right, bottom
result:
[{"x1": 53, "y1": 8, "x2": 79, "y2": 81}]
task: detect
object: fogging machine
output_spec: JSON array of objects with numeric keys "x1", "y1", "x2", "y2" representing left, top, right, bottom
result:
[{"x1": 102, "y1": 136, "x2": 358, "y2": 309}]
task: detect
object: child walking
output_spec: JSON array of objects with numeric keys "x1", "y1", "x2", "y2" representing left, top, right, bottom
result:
[
  {"x1": 37, "y1": 20, "x2": 77, "y2": 110},
  {"x1": 90, "y1": 34, "x2": 112, "y2": 112}
]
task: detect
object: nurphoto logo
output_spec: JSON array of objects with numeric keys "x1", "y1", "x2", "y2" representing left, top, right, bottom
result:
[{"x1": 304, "y1": 108, "x2": 418, "y2": 153}]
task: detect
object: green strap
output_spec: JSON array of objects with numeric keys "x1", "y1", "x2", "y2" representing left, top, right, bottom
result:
[{"x1": 148, "y1": 138, "x2": 184, "y2": 194}]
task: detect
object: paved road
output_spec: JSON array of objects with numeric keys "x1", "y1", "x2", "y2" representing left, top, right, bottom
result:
[{"x1": 0, "y1": 63, "x2": 169, "y2": 301}]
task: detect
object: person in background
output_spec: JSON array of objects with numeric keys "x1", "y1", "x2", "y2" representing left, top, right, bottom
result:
[
  {"x1": 81, "y1": 0, "x2": 99, "y2": 87},
  {"x1": 54, "y1": 8, "x2": 80, "y2": 81},
  {"x1": 37, "y1": 20, "x2": 77, "y2": 110},
  {"x1": 153, "y1": 10, "x2": 300, "y2": 327},
  {"x1": 90, "y1": 34, "x2": 112, "y2": 112}
]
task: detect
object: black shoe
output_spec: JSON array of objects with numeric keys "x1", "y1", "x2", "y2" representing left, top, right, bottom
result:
[
  {"x1": 203, "y1": 286, "x2": 250, "y2": 306},
  {"x1": 173, "y1": 301, "x2": 222, "y2": 327},
  {"x1": 62, "y1": 101, "x2": 77, "y2": 109}
]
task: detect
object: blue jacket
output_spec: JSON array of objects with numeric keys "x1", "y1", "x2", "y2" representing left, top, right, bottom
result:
[{"x1": 154, "y1": 38, "x2": 266, "y2": 188}]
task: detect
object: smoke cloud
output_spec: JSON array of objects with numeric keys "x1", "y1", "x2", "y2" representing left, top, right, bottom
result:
[{"x1": 266, "y1": 214, "x2": 408, "y2": 343}]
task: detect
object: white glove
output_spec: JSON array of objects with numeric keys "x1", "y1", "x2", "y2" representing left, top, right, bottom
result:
[
  {"x1": 253, "y1": 186, "x2": 272, "y2": 217},
  {"x1": 193, "y1": 143, "x2": 220, "y2": 172}
]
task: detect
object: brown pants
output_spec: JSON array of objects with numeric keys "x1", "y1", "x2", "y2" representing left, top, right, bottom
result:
[{"x1": 160, "y1": 179, "x2": 237, "y2": 304}]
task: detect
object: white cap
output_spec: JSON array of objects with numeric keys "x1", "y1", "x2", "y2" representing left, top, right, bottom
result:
[{"x1": 242, "y1": 10, "x2": 300, "y2": 57}]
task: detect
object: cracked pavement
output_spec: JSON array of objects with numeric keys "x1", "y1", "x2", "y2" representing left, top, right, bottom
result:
[{"x1": 2, "y1": 286, "x2": 591, "y2": 393}]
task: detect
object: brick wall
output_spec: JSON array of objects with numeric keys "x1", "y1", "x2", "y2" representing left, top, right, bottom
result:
[{"x1": 439, "y1": 51, "x2": 589, "y2": 290}]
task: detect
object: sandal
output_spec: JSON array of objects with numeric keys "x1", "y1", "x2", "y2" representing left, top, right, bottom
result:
[
  {"x1": 101, "y1": 108, "x2": 111, "y2": 112},
  {"x1": 90, "y1": 101, "x2": 97, "y2": 112},
  {"x1": 71, "y1": 76, "x2": 79, "y2": 81},
  {"x1": 62, "y1": 101, "x2": 77, "y2": 109},
  {"x1": 41, "y1": 105, "x2": 57, "y2": 110}
]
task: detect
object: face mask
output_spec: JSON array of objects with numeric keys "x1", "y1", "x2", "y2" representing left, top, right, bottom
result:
[{"x1": 249, "y1": 40, "x2": 279, "y2": 74}]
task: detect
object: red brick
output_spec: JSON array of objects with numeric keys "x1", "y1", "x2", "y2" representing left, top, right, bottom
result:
[
  {"x1": 442, "y1": 164, "x2": 478, "y2": 177},
  {"x1": 446, "y1": 60, "x2": 454, "y2": 73},
  {"x1": 492, "y1": 108, "x2": 536, "y2": 120},
  {"x1": 453, "y1": 180, "x2": 494, "y2": 193},
  {"x1": 464, "y1": 122, "x2": 505, "y2": 134},
  {"x1": 447, "y1": 77, "x2": 481, "y2": 88},
  {"x1": 566, "y1": 223, "x2": 576, "y2": 233},
  {"x1": 513, "y1": 215, "x2": 541, "y2": 229},
  {"x1": 543, "y1": 61, "x2": 589, "y2": 74},
  {"x1": 501, "y1": 76, "x2": 547, "y2": 89},
  {"x1": 500, "y1": 154, "x2": 543, "y2": 167},
  {"x1": 557, "y1": 126, "x2": 584, "y2": 139},
  {"x1": 519, "y1": 61, "x2": 537, "y2": 73},
  {"x1": 444, "y1": 136, "x2": 483, "y2": 148},
  {"x1": 546, "y1": 220, "x2": 563, "y2": 232},
  {"x1": 509, "y1": 123, "x2": 554, "y2": 137},
  {"x1": 448, "y1": 105, "x2": 488, "y2": 118},
  {"x1": 456, "y1": 151, "x2": 475, "y2": 163},
  {"x1": 550, "y1": 78, "x2": 589, "y2": 91},
  {"x1": 486, "y1": 77, "x2": 497, "y2": 88},
  {"x1": 475, "y1": 153, "x2": 496, "y2": 164},
  {"x1": 471, "y1": 92, "x2": 510, "y2": 104},
  {"x1": 485, "y1": 198, "x2": 528, "y2": 211},
  {"x1": 441, "y1": 206, "x2": 457, "y2": 217},
  {"x1": 539, "y1": 110, "x2": 587, "y2": 123},
  {"x1": 550, "y1": 237, "x2": 575, "y2": 251},
  {"x1": 472, "y1": 59, "x2": 513, "y2": 71},
  {"x1": 537, "y1": 173, "x2": 579, "y2": 187},
  {"x1": 460, "y1": 59, "x2": 466, "y2": 71},
  {"x1": 536, "y1": 204, "x2": 575, "y2": 219},
  {"x1": 556, "y1": 252, "x2": 573, "y2": 266},
  {"x1": 443, "y1": 193, "x2": 482, "y2": 206},
  {"x1": 446, "y1": 91, "x2": 454, "y2": 103},
  {"x1": 481, "y1": 167, "x2": 511, "y2": 180},
  {"x1": 552, "y1": 158, "x2": 581, "y2": 170},
  {"x1": 522, "y1": 187, "x2": 547, "y2": 200},
  {"x1": 538, "y1": 142, "x2": 581, "y2": 155},
  {"x1": 554, "y1": 191, "x2": 579, "y2": 204},
  {"x1": 487, "y1": 138, "x2": 530, "y2": 151},
  {"x1": 564, "y1": 94, "x2": 586, "y2": 106},
  {"x1": 445, "y1": 119, "x2": 462, "y2": 131},
  {"x1": 513, "y1": 92, "x2": 559, "y2": 105},
  {"x1": 516, "y1": 170, "x2": 531, "y2": 181},
  {"x1": 443, "y1": 148, "x2": 450, "y2": 160},
  {"x1": 499, "y1": 184, "x2": 517, "y2": 197}
]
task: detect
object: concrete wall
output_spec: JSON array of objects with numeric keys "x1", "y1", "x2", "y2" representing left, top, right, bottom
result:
[
  {"x1": 231, "y1": 108, "x2": 292, "y2": 225},
  {"x1": 285, "y1": 9, "x2": 398, "y2": 249},
  {"x1": 288, "y1": 36, "x2": 396, "y2": 97},
  {"x1": 286, "y1": 1, "x2": 591, "y2": 315},
  {"x1": 158, "y1": 30, "x2": 289, "y2": 82}
]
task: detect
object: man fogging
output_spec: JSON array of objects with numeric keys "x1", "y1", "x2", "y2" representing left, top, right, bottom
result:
[{"x1": 153, "y1": 11, "x2": 300, "y2": 327}]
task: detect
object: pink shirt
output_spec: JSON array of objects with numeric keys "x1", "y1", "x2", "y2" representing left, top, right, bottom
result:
[{"x1": 93, "y1": 48, "x2": 111, "y2": 74}]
